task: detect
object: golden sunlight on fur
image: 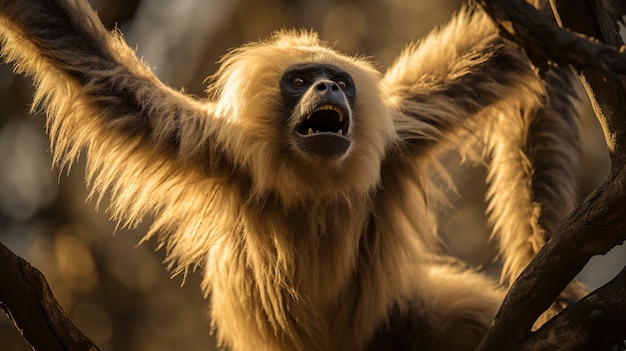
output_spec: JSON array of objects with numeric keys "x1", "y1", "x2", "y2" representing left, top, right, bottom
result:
[{"x1": 0, "y1": 0, "x2": 582, "y2": 350}]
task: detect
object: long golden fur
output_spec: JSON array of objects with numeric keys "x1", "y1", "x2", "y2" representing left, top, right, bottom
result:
[{"x1": 0, "y1": 0, "x2": 581, "y2": 350}]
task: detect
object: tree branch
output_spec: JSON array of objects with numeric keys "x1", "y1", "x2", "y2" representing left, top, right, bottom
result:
[
  {"x1": 550, "y1": 0, "x2": 626, "y2": 156},
  {"x1": 476, "y1": 0, "x2": 626, "y2": 78},
  {"x1": 477, "y1": 174, "x2": 626, "y2": 351},
  {"x1": 0, "y1": 241, "x2": 102, "y2": 351},
  {"x1": 476, "y1": 0, "x2": 626, "y2": 350},
  {"x1": 522, "y1": 265, "x2": 626, "y2": 351}
]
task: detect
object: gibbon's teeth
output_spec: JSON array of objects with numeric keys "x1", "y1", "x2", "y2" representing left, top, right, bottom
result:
[
  {"x1": 299, "y1": 104, "x2": 349, "y2": 136},
  {"x1": 305, "y1": 105, "x2": 345, "y2": 122}
]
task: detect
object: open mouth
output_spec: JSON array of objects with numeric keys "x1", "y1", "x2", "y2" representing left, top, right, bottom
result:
[
  {"x1": 297, "y1": 104, "x2": 349, "y2": 136},
  {"x1": 293, "y1": 103, "x2": 351, "y2": 158}
]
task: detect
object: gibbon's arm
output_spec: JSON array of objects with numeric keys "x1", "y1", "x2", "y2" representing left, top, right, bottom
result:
[
  {"x1": 384, "y1": 6, "x2": 583, "y2": 310},
  {"x1": 383, "y1": 8, "x2": 544, "y2": 153},
  {"x1": 0, "y1": 0, "x2": 232, "y2": 231}
]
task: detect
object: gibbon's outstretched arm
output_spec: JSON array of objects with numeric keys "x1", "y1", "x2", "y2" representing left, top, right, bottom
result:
[
  {"x1": 383, "y1": 9, "x2": 545, "y2": 153},
  {"x1": 384, "y1": 8, "x2": 582, "y2": 303},
  {"x1": 0, "y1": 0, "x2": 229, "y2": 168},
  {"x1": 0, "y1": 0, "x2": 237, "y2": 264},
  {"x1": 0, "y1": 0, "x2": 232, "y2": 217}
]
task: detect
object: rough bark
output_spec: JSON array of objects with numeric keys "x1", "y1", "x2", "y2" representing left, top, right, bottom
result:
[{"x1": 0, "y1": 242, "x2": 101, "y2": 351}]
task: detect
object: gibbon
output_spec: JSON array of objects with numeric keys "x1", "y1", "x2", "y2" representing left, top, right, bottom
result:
[{"x1": 0, "y1": 0, "x2": 582, "y2": 350}]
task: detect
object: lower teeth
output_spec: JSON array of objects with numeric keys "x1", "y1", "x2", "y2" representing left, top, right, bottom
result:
[{"x1": 304, "y1": 128, "x2": 345, "y2": 135}]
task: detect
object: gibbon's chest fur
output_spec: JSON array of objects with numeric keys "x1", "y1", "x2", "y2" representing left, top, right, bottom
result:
[{"x1": 202, "y1": 165, "x2": 440, "y2": 350}]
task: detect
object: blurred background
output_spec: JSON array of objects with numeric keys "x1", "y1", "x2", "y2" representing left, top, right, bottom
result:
[{"x1": 0, "y1": 0, "x2": 624, "y2": 350}]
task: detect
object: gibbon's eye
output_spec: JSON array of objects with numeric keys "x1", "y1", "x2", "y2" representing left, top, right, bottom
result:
[
  {"x1": 335, "y1": 79, "x2": 348, "y2": 91},
  {"x1": 291, "y1": 77, "x2": 306, "y2": 88}
]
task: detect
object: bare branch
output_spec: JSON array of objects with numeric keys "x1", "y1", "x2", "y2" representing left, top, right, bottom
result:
[
  {"x1": 521, "y1": 265, "x2": 626, "y2": 351},
  {"x1": 476, "y1": 0, "x2": 626, "y2": 78},
  {"x1": 0, "y1": 242, "x2": 101, "y2": 351},
  {"x1": 550, "y1": 0, "x2": 626, "y2": 155},
  {"x1": 477, "y1": 174, "x2": 626, "y2": 351}
]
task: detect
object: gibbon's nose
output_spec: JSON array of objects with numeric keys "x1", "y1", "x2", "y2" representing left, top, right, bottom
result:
[{"x1": 314, "y1": 80, "x2": 343, "y2": 99}]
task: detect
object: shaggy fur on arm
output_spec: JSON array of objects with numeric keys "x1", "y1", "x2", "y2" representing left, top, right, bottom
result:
[
  {"x1": 384, "y1": 7, "x2": 582, "y2": 303},
  {"x1": 0, "y1": 0, "x2": 235, "y2": 273}
]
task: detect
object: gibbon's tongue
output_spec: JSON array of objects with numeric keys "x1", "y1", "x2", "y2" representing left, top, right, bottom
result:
[{"x1": 295, "y1": 104, "x2": 351, "y2": 158}]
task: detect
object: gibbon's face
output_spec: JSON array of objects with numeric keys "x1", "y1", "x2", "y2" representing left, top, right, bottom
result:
[
  {"x1": 280, "y1": 63, "x2": 355, "y2": 158},
  {"x1": 211, "y1": 30, "x2": 396, "y2": 200}
]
